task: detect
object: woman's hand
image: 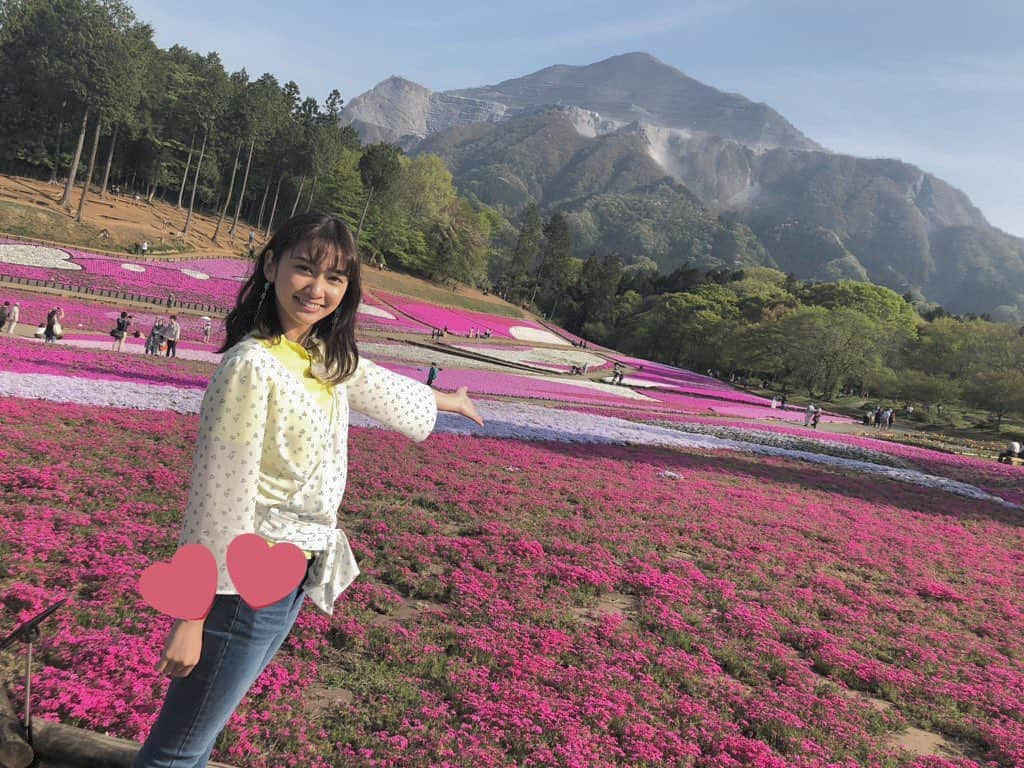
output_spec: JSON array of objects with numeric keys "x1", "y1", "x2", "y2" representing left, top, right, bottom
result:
[
  {"x1": 435, "y1": 386, "x2": 484, "y2": 426},
  {"x1": 156, "y1": 618, "x2": 205, "y2": 678}
]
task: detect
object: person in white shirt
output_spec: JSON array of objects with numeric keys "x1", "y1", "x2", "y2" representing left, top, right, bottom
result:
[
  {"x1": 133, "y1": 213, "x2": 484, "y2": 768},
  {"x1": 2, "y1": 302, "x2": 17, "y2": 333},
  {"x1": 163, "y1": 315, "x2": 181, "y2": 357}
]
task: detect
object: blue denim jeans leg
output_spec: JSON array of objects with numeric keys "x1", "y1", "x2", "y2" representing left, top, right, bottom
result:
[{"x1": 132, "y1": 569, "x2": 309, "y2": 768}]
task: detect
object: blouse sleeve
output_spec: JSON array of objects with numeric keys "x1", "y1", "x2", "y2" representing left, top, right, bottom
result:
[
  {"x1": 346, "y1": 357, "x2": 437, "y2": 442},
  {"x1": 179, "y1": 349, "x2": 271, "y2": 593}
]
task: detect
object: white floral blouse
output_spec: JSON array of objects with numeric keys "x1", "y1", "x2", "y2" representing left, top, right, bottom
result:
[{"x1": 178, "y1": 335, "x2": 438, "y2": 614}]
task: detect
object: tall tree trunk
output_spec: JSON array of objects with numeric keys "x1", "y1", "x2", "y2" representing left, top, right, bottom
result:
[
  {"x1": 213, "y1": 139, "x2": 242, "y2": 242},
  {"x1": 289, "y1": 175, "x2": 306, "y2": 218},
  {"x1": 61, "y1": 109, "x2": 89, "y2": 209},
  {"x1": 265, "y1": 176, "x2": 282, "y2": 238},
  {"x1": 355, "y1": 185, "x2": 375, "y2": 244},
  {"x1": 49, "y1": 116, "x2": 65, "y2": 184},
  {"x1": 256, "y1": 181, "x2": 270, "y2": 231},
  {"x1": 305, "y1": 176, "x2": 318, "y2": 212},
  {"x1": 177, "y1": 132, "x2": 195, "y2": 209},
  {"x1": 99, "y1": 124, "x2": 118, "y2": 199},
  {"x1": 75, "y1": 114, "x2": 102, "y2": 222},
  {"x1": 303, "y1": 174, "x2": 319, "y2": 210},
  {"x1": 147, "y1": 158, "x2": 161, "y2": 203},
  {"x1": 183, "y1": 128, "x2": 208, "y2": 236},
  {"x1": 230, "y1": 138, "x2": 255, "y2": 235}
]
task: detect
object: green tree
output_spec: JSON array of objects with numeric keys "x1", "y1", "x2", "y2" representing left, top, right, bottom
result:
[
  {"x1": 535, "y1": 212, "x2": 572, "y2": 315},
  {"x1": 620, "y1": 285, "x2": 739, "y2": 371},
  {"x1": 896, "y1": 369, "x2": 961, "y2": 412},
  {"x1": 577, "y1": 253, "x2": 623, "y2": 341},
  {"x1": 508, "y1": 202, "x2": 542, "y2": 301},
  {"x1": 962, "y1": 370, "x2": 1024, "y2": 430},
  {"x1": 801, "y1": 280, "x2": 920, "y2": 337},
  {"x1": 356, "y1": 142, "x2": 402, "y2": 243}
]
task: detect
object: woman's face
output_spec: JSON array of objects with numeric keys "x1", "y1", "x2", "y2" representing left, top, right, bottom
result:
[{"x1": 264, "y1": 246, "x2": 350, "y2": 343}]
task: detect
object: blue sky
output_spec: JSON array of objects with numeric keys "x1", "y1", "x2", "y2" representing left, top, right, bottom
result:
[{"x1": 130, "y1": 0, "x2": 1023, "y2": 237}]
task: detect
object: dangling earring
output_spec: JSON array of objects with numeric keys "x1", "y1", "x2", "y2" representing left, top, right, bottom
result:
[{"x1": 255, "y1": 282, "x2": 271, "y2": 319}]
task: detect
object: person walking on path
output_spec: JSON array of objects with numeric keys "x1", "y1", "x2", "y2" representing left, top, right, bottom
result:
[
  {"x1": 111, "y1": 311, "x2": 131, "y2": 352},
  {"x1": 811, "y1": 408, "x2": 822, "y2": 429},
  {"x1": 426, "y1": 361, "x2": 441, "y2": 387},
  {"x1": 202, "y1": 319, "x2": 212, "y2": 344},
  {"x1": 44, "y1": 306, "x2": 64, "y2": 344},
  {"x1": 131, "y1": 214, "x2": 484, "y2": 768},
  {"x1": 4, "y1": 302, "x2": 19, "y2": 334},
  {"x1": 804, "y1": 403, "x2": 816, "y2": 427},
  {"x1": 164, "y1": 315, "x2": 181, "y2": 358}
]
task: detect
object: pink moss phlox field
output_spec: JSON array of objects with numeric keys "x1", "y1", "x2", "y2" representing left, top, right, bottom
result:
[
  {"x1": 636, "y1": 390, "x2": 850, "y2": 423},
  {"x1": 380, "y1": 362, "x2": 650, "y2": 406},
  {"x1": 356, "y1": 294, "x2": 433, "y2": 332},
  {"x1": 679, "y1": 418, "x2": 1024, "y2": 507},
  {"x1": 555, "y1": 405, "x2": 1024, "y2": 506},
  {"x1": 1, "y1": 396, "x2": 1022, "y2": 767},
  {"x1": 372, "y1": 291, "x2": 552, "y2": 339},
  {"x1": 0, "y1": 287, "x2": 220, "y2": 342},
  {"x1": 0, "y1": 335, "x2": 213, "y2": 388},
  {"x1": 0, "y1": 241, "x2": 248, "y2": 307},
  {"x1": 611, "y1": 355, "x2": 724, "y2": 387}
]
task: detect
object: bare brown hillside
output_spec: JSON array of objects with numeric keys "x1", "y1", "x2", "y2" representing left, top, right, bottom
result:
[{"x1": 0, "y1": 174, "x2": 255, "y2": 257}]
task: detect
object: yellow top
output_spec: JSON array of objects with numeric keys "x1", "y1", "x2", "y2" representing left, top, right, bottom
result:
[
  {"x1": 260, "y1": 335, "x2": 334, "y2": 418},
  {"x1": 257, "y1": 335, "x2": 334, "y2": 560}
]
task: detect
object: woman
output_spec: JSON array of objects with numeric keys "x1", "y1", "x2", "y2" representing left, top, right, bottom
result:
[
  {"x1": 133, "y1": 214, "x2": 484, "y2": 767},
  {"x1": 44, "y1": 306, "x2": 64, "y2": 344},
  {"x1": 112, "y1": 311, "x2": 131, "y2": 352}
]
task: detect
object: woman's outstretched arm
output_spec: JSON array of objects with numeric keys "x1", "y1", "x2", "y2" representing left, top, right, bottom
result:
[{"x1": 434, "y1": 386, "x2": 484, "y2": 427}]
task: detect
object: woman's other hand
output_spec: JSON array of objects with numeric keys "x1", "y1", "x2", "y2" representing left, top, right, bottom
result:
[{"x1": 156, "y1": 618, "x2": 204, "y2": 678}]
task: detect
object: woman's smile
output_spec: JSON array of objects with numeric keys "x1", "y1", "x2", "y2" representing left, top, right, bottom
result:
[{"x1": 295, "y1": 296, "x2": 325, "y2": 313}]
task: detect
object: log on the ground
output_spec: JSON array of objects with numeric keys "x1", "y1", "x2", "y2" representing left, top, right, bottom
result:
[
  {"x1": 31, "y1": 719, "x2": 238, "y2": 768},
  {"x1": 0, "y1": 685, "x2": 33, "y2": 768}
]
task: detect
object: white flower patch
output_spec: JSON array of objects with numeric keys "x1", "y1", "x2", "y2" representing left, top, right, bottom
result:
[
  {"x1": 0, "y1": 244, "x2": 82, "y2": 270},
  {"x1": 180, "y1": 268, "x2": 210, "y2": 280},
  {"x1": 120, "y1": 263, "x2": 146, "y2": 273},
  {"x1": 455, "y1": 344, "x2": 605, "y2": 369},
  {"x1": 358, "y1": 341, "x2": 526, "y2": 372},
  {"x1": 358, "y1": 303, "x2": 396, "y2": 320},
  {"x1": 530, "y1": 373, "x2": 656, "y2": 401},
  {"x1": 664, "y1": 423, "x2": 913, "y2": 469},
  {"x1": 508, "y1": 326, "x2": 570, "y2": 345},
  {"x1": 0, "y1": 371, "x2": 202, "y2": 413},
  {"x1": 1, "y1": 369, "x2": 1016, "y2": 509}
]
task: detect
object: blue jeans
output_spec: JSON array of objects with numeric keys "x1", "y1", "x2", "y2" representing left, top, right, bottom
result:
[{"x1": 132, "y1": 564, "x2": 310, "y2": 768}]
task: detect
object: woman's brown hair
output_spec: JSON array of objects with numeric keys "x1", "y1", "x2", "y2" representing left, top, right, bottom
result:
[{"x1": 221, "y1": 213, "x2": 362, "y2": 384}]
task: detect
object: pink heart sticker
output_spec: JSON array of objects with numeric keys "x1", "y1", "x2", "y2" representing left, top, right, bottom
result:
[
  {"x1": 227, "y1": 534, "x2": 307, "y2": 610},
  {"x1": 138, "y1": 544, "x2": 217, "y2": 620}
]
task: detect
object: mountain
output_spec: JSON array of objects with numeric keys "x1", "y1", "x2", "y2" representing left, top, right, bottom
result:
[
  {"x1": 343, "y1": 53, "x2": 817, "y2": 151},
  {"x1": 342, "y1": 53, "x2": 1024, "y2": 318},
  {"x1": 414, "y1": 106, "x2": 670, "y2": 210},
  {"x1": 341, "y1": 76, "x2": 507, "y2": 146}
]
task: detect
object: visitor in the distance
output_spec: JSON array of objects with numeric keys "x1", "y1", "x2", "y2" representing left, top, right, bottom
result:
[{"x1": 164, "y1": 315, "x2": 181, "y2": 358}]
